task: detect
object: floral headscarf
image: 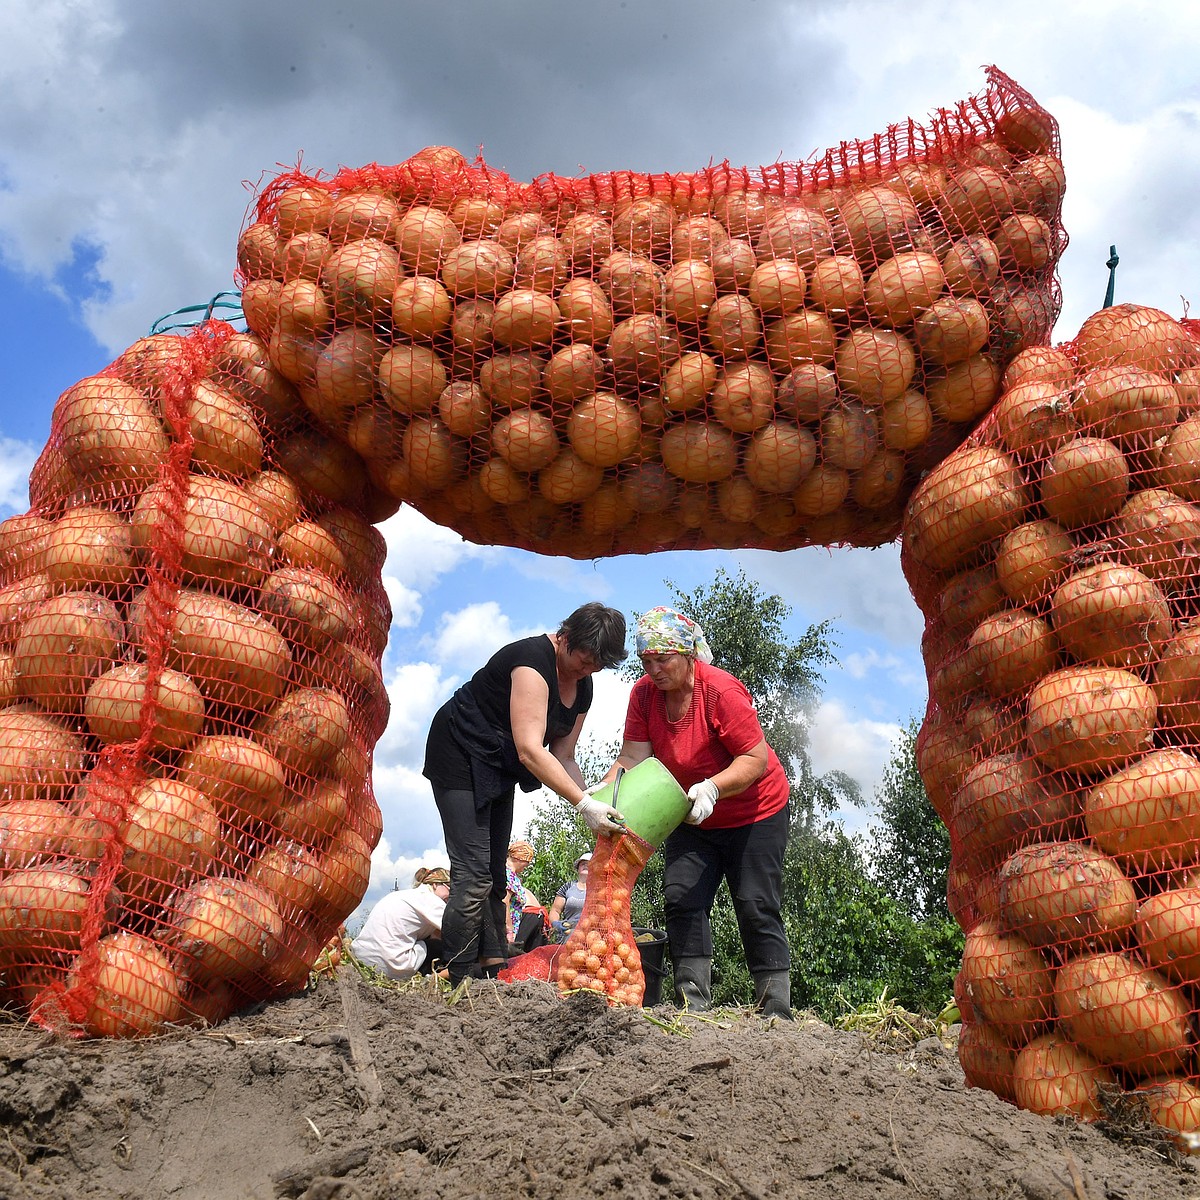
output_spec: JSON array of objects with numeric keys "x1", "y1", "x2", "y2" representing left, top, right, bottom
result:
[{"x1": 635, "y1": 607, "x2": 714, "y2": 664}]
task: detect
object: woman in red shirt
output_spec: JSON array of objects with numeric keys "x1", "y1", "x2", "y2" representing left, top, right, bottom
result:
[{"x1": 606, "y1": 606, "x2": 793, "y2": 1019}]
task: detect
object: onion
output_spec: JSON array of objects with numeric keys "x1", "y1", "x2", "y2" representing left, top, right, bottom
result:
[
  {"x1": 1075, "y1": 304, "x2": 1198, "y2": 374},
  {"x1": 1026, "y1": 667, "x2": 1156, "y2": 774},
  {"x1": 168, "y1": 876, "x2": 284, "y2": 984},
  {"x1": 74, "y1": 931, "x2": 183, "y2": 1038}
]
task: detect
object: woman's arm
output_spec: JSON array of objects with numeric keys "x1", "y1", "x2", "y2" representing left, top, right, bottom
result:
[
  {"x1": 597, "y1": 739, "x2": 653, "y2": 784},
  {"x1": 547, "y1": 712, "x2": 588, "y2": 792},
  {"x1": 706, "y1": 738, "x2": 769, "y2": 799},
  {"x1": 509, "y1": 666, "x2": 589, "y2": 803},
  {"x1": 549, "y1": 894, "x2": 566, "y2": 922}
]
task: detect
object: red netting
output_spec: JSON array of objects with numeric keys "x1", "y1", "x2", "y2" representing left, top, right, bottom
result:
[
  {"x1": 234, "y1": 67, "x2": 1065, "y2": 558},
  {"x1": 552, "y1": 830, "x2": 656, "y2": 1006},
  {"x1": 500, "y1": 829, "x2": 655, "y2": 1007},
  {"x1": 902, "y1": 303, "x2": 1200, "y2": 1127},
  {"x1": 0, "y1": 321, "x2": 389, "y2": 1036}
]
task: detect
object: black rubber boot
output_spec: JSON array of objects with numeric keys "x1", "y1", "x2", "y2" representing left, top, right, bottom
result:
[
  {"x1": 673, "y1": 956, "x2": 712, "y2": 1012},
  {"x1": 753, "y1": 970, "x2": 794, "y2": 1020}
]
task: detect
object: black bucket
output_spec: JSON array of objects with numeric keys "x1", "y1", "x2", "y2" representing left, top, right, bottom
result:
[{"x1": 633, "y1": 927, "x2": 668, "y2": 1006}]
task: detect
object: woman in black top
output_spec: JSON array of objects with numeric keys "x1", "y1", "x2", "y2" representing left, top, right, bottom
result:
[{"x1": 423, "y1": 602, "x2": 627, "y2": 984}]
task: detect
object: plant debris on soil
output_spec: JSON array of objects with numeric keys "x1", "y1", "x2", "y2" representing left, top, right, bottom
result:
[{"x1": 0, "y1": 971, "x2": 1197, "y2": 1200}]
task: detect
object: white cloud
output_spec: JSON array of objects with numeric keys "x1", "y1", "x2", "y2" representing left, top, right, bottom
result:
[
  {"x1": 0, "y1": 438, "x2": 39, "y2": 514},
  {"x1": 369, "y1": 760, "x2": 446, "y2": 862},
  {"x1": 343, "y1": 838, "x2": 453, "y2": 932},
  {"x1": 378, "y1": 505, "x2": 499, "y2": 592},
  {"x1": 1052, "y1": 95, "x2": 1200, "y2": 338},
  {"x1": 431, "y1": 602, "x2": 524, "y2": 671},
  {"x1": 809, "y1": 699, "x2": 903, "y2": 816},
  {"x1": 375, "y1": 661, "x2": 455, "y2": 764},
  {"x1": 380, "y1": 575, "x2": 422, "y2": 632},
  {"x1": 738, "y1": 543, "x2": 925, "y2": 651}
]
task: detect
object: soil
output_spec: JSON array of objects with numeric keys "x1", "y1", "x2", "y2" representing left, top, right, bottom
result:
[{"x1": 0, "y1": 973, "x2": 1197, "y2": 1200}]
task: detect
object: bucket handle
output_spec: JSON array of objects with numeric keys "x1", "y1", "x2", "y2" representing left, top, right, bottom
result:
[{"x1": 611, "y1": 764, "x2": 626, "y2": 810}]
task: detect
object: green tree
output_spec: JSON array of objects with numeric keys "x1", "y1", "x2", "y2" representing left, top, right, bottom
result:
[
  {"x1": 869, "y1": 718, "x2": 952, "y2": 924},
  {"x1": 783, "y1": 823, "x2": 961, "y2": 1016},
  {"x1": 629, "y1": 567, "x2": 862, "y2": 826}
]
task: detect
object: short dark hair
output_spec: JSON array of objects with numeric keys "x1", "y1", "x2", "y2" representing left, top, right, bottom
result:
[{"x1": 558, "y1": 603, "x2": 627, "y2": 669}]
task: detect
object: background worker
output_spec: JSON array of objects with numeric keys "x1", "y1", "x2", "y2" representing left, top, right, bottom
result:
[
  {"x1": 549, "y1": 851, "x2": 591, "y2": 937},
  {"x1": 352, "y1": 867, "x2": 451, "y2": 981},
  {"x1": 505, "y1": 840, "x2": 548, "y2": 954}
]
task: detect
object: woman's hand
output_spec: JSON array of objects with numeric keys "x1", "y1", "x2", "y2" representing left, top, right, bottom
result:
[
  {"x1": 685, "y1": 778, "x2": 719, "y2": 824},
  {"x1": 577, "y1": 794, "x2": 626, "y2": 833}
]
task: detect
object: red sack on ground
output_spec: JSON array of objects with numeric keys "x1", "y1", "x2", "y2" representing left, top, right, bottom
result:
[{"x1": 499, "y1": 943, "x2": 563, "y2": 984}]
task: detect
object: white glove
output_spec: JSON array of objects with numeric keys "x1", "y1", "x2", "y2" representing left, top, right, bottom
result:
[
  {"x1": 685, "y1": 779, "x2": 719, "y2": 825},
  {"x1": 577, "y1": 788, "x2": 626, "y2": 833}
]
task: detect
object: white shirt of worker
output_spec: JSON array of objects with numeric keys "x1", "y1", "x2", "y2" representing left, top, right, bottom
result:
[{"x1": 352, "y1": 887, "x2": 447, "y2": 980}]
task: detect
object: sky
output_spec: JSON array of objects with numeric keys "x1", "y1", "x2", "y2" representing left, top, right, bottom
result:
[{"x1": 1, "y1": 1, "x2": 1199, "y2": 919}]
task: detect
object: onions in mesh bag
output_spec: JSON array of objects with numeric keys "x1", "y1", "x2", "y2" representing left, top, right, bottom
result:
[
  {"x1": 236, "y1": 68, "x2": 1063, "y2": 558},
  {"x1": 0, "y1": 322, "x2": 388, "y2": 1037}
]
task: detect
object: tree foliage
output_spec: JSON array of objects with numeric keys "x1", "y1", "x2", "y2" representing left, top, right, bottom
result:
[{"x1": 869, "y1": 718, "x2": 953, "y2": 923}]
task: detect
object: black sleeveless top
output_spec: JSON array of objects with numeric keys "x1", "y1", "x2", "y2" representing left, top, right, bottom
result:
[{"x1": 423, "y1": 635, "x2": 593, "y2": 794}]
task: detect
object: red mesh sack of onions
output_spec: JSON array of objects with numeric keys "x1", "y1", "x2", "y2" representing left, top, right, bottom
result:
[
  {"x1": 901, "y1": 302, "x2": 1200, "y2": 1143},
  {"x1": 0, "y1": 321, "x2": 390, "y2": 1036},
  {"x1": 235, "y1": 66, "x2": 1065, "y2": 559},
  {"x1": 501, "y1": 829, "x2": 655, "y2": 1007},
  {"x1": 554, "y1": 831, "x2": 656, "y2": 1006}
]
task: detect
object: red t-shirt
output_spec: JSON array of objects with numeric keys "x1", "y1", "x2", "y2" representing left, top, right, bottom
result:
[{"x1": 624, "y1": 661, "x2": 790, "y2": 829}]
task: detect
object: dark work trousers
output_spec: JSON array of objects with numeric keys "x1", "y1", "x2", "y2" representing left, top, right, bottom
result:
[
  {"x1": 662, "y1": 804, "x2": 791, "y2": 975},
  {"x1": 417, "y1": 937, "x2": 444, "y2": 975},
  {"x1": 432, "y1": 784, "x2": 513, "y2": 981}
]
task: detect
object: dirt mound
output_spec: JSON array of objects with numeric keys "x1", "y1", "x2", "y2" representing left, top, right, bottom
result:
[{"x1": 0, "y1": 974, "x2": 1195, "y2": 1199}]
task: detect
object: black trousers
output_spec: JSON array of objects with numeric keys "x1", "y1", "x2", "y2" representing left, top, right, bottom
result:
[
  {"x1": 508, "y1": 910, "x2": 548, "y2": 955},
  {"x1": 662, "y1": 804, "x2": 791, "y2": 975},
  {"x1": 416, "y1": 937, "x2": 444, "y2": 975},
  {"x1": 432, "y1": 784, "x2": 513, "y2": 980}
]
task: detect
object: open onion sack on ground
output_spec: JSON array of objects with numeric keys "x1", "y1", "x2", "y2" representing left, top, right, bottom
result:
[
  {"x1": 0, "y1": 321, "x2": 390, "y2": 1036},
  {"x1": 901, "y1": 303, "x2": 1200, "y2": 1142},
  {"x1": 235, "y1": 66, "x2": 1065, "y2": 559}
]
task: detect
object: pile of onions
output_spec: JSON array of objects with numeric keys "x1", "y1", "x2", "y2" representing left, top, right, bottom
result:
[
  {"x1": 234, "y1": 68, "x2": 1065, "y2": 559},
  {"x1": 903, "y1": 303, "x2": 1200, "y2": 1146}
]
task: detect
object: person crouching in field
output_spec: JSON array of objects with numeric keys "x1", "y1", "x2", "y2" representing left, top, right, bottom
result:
[{"x1": 352, "y1": 867, "x2": 451, "y2": 981}]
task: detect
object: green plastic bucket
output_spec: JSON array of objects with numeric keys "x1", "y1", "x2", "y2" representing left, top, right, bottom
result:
[{"x1": 600, "y1": 757, "x2": 689, "y2": 848}]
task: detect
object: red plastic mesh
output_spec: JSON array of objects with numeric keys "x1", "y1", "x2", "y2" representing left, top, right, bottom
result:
[
  {"x1": 500, "y1": 829, "x2": 655, "y2": 1007},
  {"x1": 903, "y1": 305, "x2": 1200, "y2": 1126},
  {"x1": 0, "y1": 321, "x2": 390, "y2": 1036},
  {"x1": 234, "y1": 67, "x2": 1065, "y2": 558}
]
